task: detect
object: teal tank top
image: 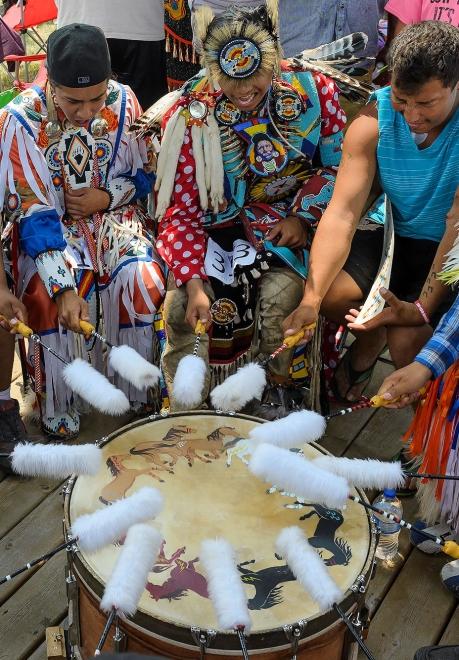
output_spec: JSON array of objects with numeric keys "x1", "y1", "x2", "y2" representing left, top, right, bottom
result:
[{"x1": 374, "y1": 86, "x2": 459, "y2": 242}]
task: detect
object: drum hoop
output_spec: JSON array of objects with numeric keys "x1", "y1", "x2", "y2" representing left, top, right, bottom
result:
[{"x1": 63, "y1": 410, "x2": 377, "y2": 651}]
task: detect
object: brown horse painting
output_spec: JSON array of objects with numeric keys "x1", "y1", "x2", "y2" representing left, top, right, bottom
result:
[{"x1": 99, "y1": 454, "x2": 167, "y2": 504}]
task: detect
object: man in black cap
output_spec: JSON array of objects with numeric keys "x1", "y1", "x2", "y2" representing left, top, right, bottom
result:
[{"x1": 0, "y1": 24, "x2": 165, "y2": 439}]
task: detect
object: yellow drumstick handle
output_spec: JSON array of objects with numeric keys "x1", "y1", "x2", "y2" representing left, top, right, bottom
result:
[
  {"x1": 443, "y1": 541, "x2": 459, "y2": 560},
  {"x1": 79, "y1": 320, "x2": 95, "y2": 336},
  {"x1": 0, "y1": 314, "x2": 33, "y2": 338},
  {"x1": 370, "y1": 386, "x2": 428, "y2": 409},
  {"x1": 194, "y1": 320, "x2": 206, "y2": 335},
  {"x1": 282, "y1": 323, "x2": 316, "y2": 349}
]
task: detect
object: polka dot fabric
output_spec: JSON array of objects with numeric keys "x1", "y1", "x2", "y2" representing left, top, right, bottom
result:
[{"x1": 312, "y1": 73, "x2": 346, "y2": 136}]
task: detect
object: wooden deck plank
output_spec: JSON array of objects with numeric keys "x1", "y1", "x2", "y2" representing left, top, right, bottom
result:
[
  {"x1": 439, "y1": 605, "x2": 459, "y2": 645},
  {"x1": 0, "y1": 476, "x2": 61, "y2": 539},
  {"x1": 0, "y1": 553, "x2": 67, "y2": 660},
  {"x1": 361, "y1": 550, "x2": 456, "y2": 660},
  {"x1": 0, "y1": 487, "x2": 64, "y2": 605}
]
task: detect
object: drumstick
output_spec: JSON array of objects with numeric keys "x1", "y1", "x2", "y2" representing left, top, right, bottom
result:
[
  {"x1": 0, "y1": 488, "x2": 164, "y2": 585},
  {"x1": 276, "y1": 527, "x2": 375, "y2": 660},
  {"x1": 259, "y1": 324, "x2": 317, "y2": 368},
  {"x1": 94, "y1": 608, "x2": 117, "y2": 656},
  {"x1": 79, "y1": 320, "x2": 161, "y2": 391},
  {"x1": 325, "y1": 388, "x2": 428, "y2": 420},
  {"x1": 1, "y1": 315, "x2": 130, "y2": 415},
  {"x1": 200, "y1": 538, "x2": 251, "y2": 659},
  {"x1": 172, "y1": 321, "x2": 207, "y2": 407}
]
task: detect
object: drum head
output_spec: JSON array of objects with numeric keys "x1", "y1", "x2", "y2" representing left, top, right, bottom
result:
[{"x1": 67, "y1": 412, "x2": 373, "y2": 642}]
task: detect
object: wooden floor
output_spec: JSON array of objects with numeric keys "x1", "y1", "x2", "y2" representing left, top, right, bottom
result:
[{"x1": 1, "y1": 356, "x2": 458, "y2": 660}]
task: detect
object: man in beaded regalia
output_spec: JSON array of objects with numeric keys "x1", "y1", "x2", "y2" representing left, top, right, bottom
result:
[
  {"x1": 133, "y1": 1, "x2": 371, "y2": 412},
  {"x1": 0, "y1": 25, "x2": 165, "y2": 438}
]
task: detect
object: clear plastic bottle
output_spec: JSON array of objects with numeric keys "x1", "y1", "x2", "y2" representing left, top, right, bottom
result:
[{"x1": 372, "y1": 488, "x2": 403, "y2": 561}]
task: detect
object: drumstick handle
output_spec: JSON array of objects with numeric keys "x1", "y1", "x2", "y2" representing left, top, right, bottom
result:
[
  {"x1": 94, "y1": 608, "x2": 117, "y2": 655},
  {"x1": 236, "y1": 627, "x2": 249, "y2": 660},
  {"x1": 333, "y1": 603, "x2": 376, "y2": 660},
  {"x1": 0, "y1": 539, "x2": 73, "y2": 585}
]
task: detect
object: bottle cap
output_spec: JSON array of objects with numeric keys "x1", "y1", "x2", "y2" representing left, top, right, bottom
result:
[{"x1": 383, "y1": 488, "x2": 396, "y2": 498}]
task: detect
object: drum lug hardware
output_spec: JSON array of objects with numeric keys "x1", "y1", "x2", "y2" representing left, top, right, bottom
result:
[
  {"x1": 62, "y1": 477, "x2": 76, "y2": 497},
  {"x1": 191, "y1": 626, "x2": 216, "y2": 658},
  {"x1": 95, "y1": 436, "x2": 108, "y2": 447},
  {"x1": 351, "y1": 573, "x2": 366, "y2": 594},
  {"x1": 112, "y1": 618, "x2": 126, "y2": 652},
  {"x1": 283, "y1": 619, "x2": 307, "y2": 659}
]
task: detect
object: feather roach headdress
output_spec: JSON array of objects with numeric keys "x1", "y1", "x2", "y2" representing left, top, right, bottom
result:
[{"x1": 194, "y1": 2, "x2": 281, "y2": 85}]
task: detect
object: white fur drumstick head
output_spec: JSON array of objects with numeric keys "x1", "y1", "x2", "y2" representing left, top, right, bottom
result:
[
  {"x1": 210, "y1": 363, "x2": 266, "y2": 412},
  {"x1": 100, "y1": 524, "x2": 163, "y2": 617},
  {"x1": 249, "y1": 444, "x2": 349, "y2": 509},
  {"x1": 72, "y1": 487, "x2": 164, "y2": 553},
  {"x1": 108, "y1": 345, "x2": 161, "y2": 391},
  {"x1": 200, "y1": 538, "x2": 251, "y2": 632},
  {"x1": 276, "y1": 526, "x2": 343, "y2": 611},
  {"x1": 11, "y1": 442, "x2": 102, "y2": 478},
  {"x1": 248, "y1": 410, "x2": 326, "y2": 448},
  {"x1": 63, "y1": 358, "x2": 130, "y2": 416},
  {"x1": 312, "y1": 457, "x2": 405, "y2": 490},
  {"x1": 172, "y1": 355, "x2": 207, "y2": 408}
]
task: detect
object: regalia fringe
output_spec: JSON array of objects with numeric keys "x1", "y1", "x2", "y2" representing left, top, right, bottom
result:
[
  {"x1": 155, "y1": 111, "x2": 187, "y2": 219},
  {"x1": 191, "y1": 122, "x2": 209, "y2": 210},
  {"x1": 207, "y1": 111, "x2": 225, "y2": 212}
]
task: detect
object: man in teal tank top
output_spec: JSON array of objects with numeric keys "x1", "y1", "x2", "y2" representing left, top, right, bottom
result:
[{"x1": 282, "y1": 21, "x2": 459, "y2": 403}]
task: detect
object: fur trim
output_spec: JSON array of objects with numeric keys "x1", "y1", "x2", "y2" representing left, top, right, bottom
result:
[
  {"x1": 101, "y1": 524, "x2": 163, "y2": 616},
  {"x1": 173, "y1": 354, "x2": 207, "y2": 407},
  {"x1": 276, "y1": 526, "x2": 342, "y2": 610},
  {"x1": 313, "y1": 457, "x2": 405, "y2": 490},
  {"x1": 200, "y1": 538, "x2": 251, "y2": 632},
  {"x1": 11, "y1": 442, "x2": 102, "y2": 478},
  {"x1": 155, "y1": 111, "x2": 187, "y2": 219},
  {"x1": 63, "y1": 358, "x2": 130, "y2": 416},
  {"x1": 108, "y1": 345, "x2": 160, "y2": 391},
  {"x1": 210, "y1": 363, "x2": 266, "y2": 412},
  {"x1": 72, "y1": 487, "x2": 163, "y2": 553},
  {"x1": 191, "y1": 123, "x2": 209, "y2": 210},
  {"x1": 249, "y1": 410, "x2": 326, "y2": 448},
  {"x1": 249, "y1": 444, "x2": 349, "y2": 509}
]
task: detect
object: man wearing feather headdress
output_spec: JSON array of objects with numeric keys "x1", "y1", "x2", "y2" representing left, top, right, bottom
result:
[
  {"x1": 0, "y1": 24, "x2": 166, "y2": 438},
  {"x1": 137, "y1": 1, "x2": 370, "y2": 411}
]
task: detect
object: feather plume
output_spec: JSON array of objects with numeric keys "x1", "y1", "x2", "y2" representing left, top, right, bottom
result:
[
  {"x1": 129, "y1": 89, "x2": 182, "y2": 137},
  {"x1": 276, "y1": 526, "x2": 342, "y2": 610},
  {"x1": 200, "y1": 538, "x2": 251, "y2": 632},
  {"x1": 108, "y1": 345, "x2": 160, "y2": 391},
  {"x1": 62, "y1": 358, "x2": 130, "y2": 416},
  {"x1": 72, "y1": 487, "x2": 163, "y2": 553},
  {"x1": 249, "y1": 444, "x2": 349, "y2": 509},
  {"x1": 210, "y1": 363, "x2": 266, "y2": 412},
  {"x1": 248, "y1": 410, "x2": 326, "y2": 448},
  {"x1": 100, "y1": 524, "x2": 163, "y2": 616},
  {"x1": 11, "y1": 442, "x2": 102, "y2": 478},
  {"x1": 299, "y1": 32, "x2": 368, "y2": 61},
  {"x1": 172, "y1": 354, "x2": 207, "y2": 408},
  {"x1": 292, "y1": 57, "x2": 373, "y2": 102},
  {"x1": 438, "y1": 223, "x2": 459, "y2": 286},
  {"x1": 312, "y1": 456, "x2": 405, "y2": 490}
]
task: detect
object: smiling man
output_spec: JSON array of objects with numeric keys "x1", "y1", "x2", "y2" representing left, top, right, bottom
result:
[{"x1": 283, "y1": 21, "x2": 459, "y2": 403}]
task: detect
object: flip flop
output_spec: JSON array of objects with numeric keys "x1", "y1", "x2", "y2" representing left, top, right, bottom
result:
[{"x1": 330, "y1": 345, "x2": 377, "y2": 405}]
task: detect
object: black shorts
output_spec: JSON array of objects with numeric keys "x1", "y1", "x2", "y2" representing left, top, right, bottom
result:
[{"x1": 342, "y1": 224, "x2": 454, "y2": 327}]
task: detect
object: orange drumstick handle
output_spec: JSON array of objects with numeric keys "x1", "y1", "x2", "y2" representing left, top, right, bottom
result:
[
  {"x1": 194, "y1": 320, "x2": 206, "y2": 335},
  {"x1": 79, "y1": 320, "x2": 95, "y2": 336},
  {"x1": 282, "y1": 323, "x2": 316, "y2": 349},
  {"x1": 0, "y1": 314, "x2": 33, "y2": 338},
  {"x1": 370, "y1": 386, "x2": 428, "y2": 408}
]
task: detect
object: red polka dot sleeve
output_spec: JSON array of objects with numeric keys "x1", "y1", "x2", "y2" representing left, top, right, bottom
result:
[
  {"x1": 312, "y1": 72, "x2": 346, "y2": 137},
  {"x1": 156, "y1": 125, "x2": 208, "y2": 287}
]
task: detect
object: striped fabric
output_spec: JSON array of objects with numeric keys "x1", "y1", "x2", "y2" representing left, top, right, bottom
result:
[
  {"x1": 416, "y1": 293, "x2": 459, "y2": 379},
  {"x1": 373, "y1": 86, "x2": 459, "y2": 242}
]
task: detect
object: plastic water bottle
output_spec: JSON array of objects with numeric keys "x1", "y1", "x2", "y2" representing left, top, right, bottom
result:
[{"x1": 372, "y1": 489, "x2": 403, "y2": 561}]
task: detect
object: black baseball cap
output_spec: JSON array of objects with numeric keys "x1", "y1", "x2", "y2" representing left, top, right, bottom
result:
[{"x1": 47, "y1": 23, "x2": 111, "y2": 88}]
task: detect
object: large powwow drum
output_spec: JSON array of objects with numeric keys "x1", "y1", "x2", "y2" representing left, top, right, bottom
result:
[{"x1": 64, "y1": 412, "x2": 377, "y2": 659}]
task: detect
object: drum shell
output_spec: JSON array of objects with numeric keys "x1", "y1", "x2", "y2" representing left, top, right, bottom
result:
[{"x1": 63, "y1": 412, "x2": 377, "y2": 659}]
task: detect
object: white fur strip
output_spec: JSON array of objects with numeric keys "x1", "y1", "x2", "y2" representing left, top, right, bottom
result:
[
  {"x1": 100, "y1": 524, "x2": 163, "y2": 616},
  {"x1": 249, "y1": 410, "x2": 326, "y2": 448},
  {"x1": 249, "y1": 444, "x2": 349, "y2": 509},
  {"x1": 276, "y1": 527, "x2": 342, "y2": 611},
  {"x1": 312, "y1": 457, "x2": 405, "y2": 490},
  {"x1": 191, "y1": 123, "x2": 208, "y2": 211},
  {"x1": 11, "y1": 442, "x2": 102, "y2": 478},
  {"x1": 200, "y1": 538, "x2": 251, "y2": 632},
  {"x1": 210, "y1": 363, "x2": 266, "y2": 412},
  {"x1": 155, "y1": 113, "x2": 187, "y2": 219},
  {"x1": 108, "y1": 345, "x2": 160, "y2": 391},
  {"x1": 72, "y1": 487, "x2": 163, "y2": 553},
  {"x1": 63, "y1": 358, "x2": 130, "y2": 416},
  {"x1": 173, "y1": 354, "x2": 207, "y2": 407}
]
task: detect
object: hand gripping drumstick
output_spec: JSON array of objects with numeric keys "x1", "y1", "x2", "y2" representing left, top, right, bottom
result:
[
  {"x1": 325, "y1": 388, "x2": 428, "y2": 420},
  {"x1": 260, "y1": 324, "x2": 317, "y2": 367}
]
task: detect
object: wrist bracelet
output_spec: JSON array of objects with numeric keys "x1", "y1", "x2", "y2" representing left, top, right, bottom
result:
[{"x1": 414, "y1": 299, "x2": 430, "y2": 324}]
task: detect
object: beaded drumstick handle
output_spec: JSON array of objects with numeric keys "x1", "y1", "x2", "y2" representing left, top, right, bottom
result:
[
  {"x1": 332, "y1": 603, "x2": 376, "y2": 660},
  {"x1": 325, "y1": 388, "x2": 428, "y2": 420},
  {"x1": 193, "y1": 320, "x2": 206, "y2": 356},
  {"x1": 236, "y1": 627, "x2": 249, "y2": 660},
  {"x1": 349, "y1": 494, "x2": 459, "y2": 559},
  {"x1": 94, "y1": 609, "x2": 117, "y2": 656},
  {"x1": 260, "y1": 324, "x2": 316, "y2": 367}
]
